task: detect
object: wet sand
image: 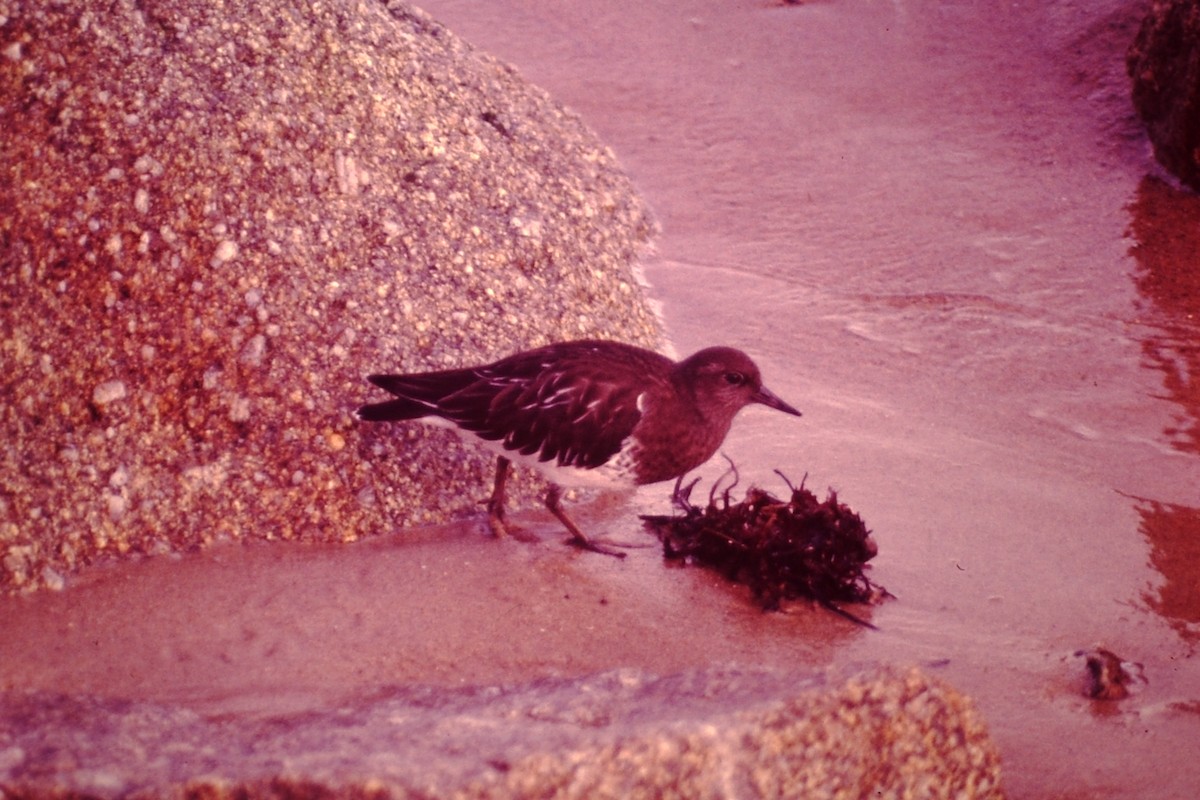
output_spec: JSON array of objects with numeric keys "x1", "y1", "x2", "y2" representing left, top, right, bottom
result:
[
  {"x1": 0, "y1": 515, "x2": 856, "y2": 718},
  {"x1": 4, "y1": 1, "x2": 1200, "y2": 798}
]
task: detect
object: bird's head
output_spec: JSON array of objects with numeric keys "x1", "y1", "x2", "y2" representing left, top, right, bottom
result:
[{"x1": 677, "y1": 346, "x2": 802, "y2": 422}]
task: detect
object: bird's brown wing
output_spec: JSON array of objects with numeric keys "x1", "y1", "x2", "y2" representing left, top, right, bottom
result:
[
  {"x1": 359, "y1": 341, "x2": 675, "y2": 472},
  {"x1": 442, "y1": 349, "x2": 657, "y2": 470}
]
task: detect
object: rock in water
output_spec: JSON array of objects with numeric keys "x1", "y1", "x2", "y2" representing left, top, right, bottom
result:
[
  {"x1": 0, "y1": 665, "x2": 1005, "y2": 798},
  {"x1": 1127, "y1": 0, "x2": 1200, "y2": 192}
]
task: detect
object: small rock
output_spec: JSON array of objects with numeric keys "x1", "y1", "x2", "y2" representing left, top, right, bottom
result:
[
  {"x1": 39, "y1": 566, "x2": 65, "y2": 591},
  {"x1": 228, "y1": 396, "x2": 251, "y2": 422},
  {"x1": 92, "y1": 380, "x2": 127, "y2": 406},
  {"x1": 106, "y1": 494, "x2": 128, "y2": 521},
  {"x1": 1077, "y1": 647, "x2": 1143, "y2": 700},
  {"x1": 212, "y1": 239, "x2": 239, "y2": 264},
  {"x1": 109, "y1": 466, "x2": 129, "y2": 488},
  {"x1": 239, "y1": 334, "x2": 266, "y2": 366}
]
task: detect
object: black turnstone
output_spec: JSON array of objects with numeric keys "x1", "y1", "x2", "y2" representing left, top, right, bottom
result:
[{"x1": 356, "y1": 339, "x2": 801, "y2": 555}]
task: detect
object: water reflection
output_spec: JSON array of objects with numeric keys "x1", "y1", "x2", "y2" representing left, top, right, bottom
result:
[
  {"x1": 1127, "y1": 175, "x2": 1200, "y2": 644},
  {"x1": 1127, "y1": 175, "x2": 1200, "y2": 455},
  {"x1": 1134, "y1": 498, "x2": 1200, "y2": 644}
]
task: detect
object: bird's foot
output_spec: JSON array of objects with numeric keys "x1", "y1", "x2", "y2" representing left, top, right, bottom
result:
[
  {"x1": 565, "y1": 534, "x2": 629, "y2": 559},
  {"x1": 542, "y1": 485, "x2": 628, "y2": 559},
  {"x1": 486, "y1": 502, "x2": 540, "y2": 543}
]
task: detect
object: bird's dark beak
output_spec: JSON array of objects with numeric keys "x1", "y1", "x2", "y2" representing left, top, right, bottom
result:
[{"x1": 752, "y1": 385, "x2": 802, "y2": 417}]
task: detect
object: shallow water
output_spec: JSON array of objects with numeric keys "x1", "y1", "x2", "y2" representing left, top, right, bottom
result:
[
  {"x1": 411, "y1": 0, "x2": 1200, "y2": 796},
  {"x1": 3, "y1": 0, "x2": 1200, "y2": 797}
]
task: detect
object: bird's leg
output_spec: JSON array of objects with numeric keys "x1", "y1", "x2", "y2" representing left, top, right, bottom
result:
[
  {"x1": 544, "y1": 484, "x2": 627, "y2": 559},
  {"x1": 486, "y1": 456, "x2": 539, "y2": 542},
  {"x1": 486, "y1": 456, "x2": 513, "y2": 538}
]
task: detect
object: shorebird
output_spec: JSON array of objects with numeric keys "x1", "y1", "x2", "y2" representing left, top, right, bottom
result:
[{"x1": 356, "y1": 339, "x2": 801, "y2": 556}]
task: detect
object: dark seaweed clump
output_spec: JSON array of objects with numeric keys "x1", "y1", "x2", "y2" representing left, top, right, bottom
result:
[{"x1": 642, "y1": 469, "x2": 888, "y2": 625}]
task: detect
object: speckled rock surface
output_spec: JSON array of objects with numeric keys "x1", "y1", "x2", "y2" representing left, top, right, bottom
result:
[
  {"x1": 0, "y1": 665, "x2": 1005, "y2": 798},
  {"x1": 1127, "y1": 0, "x2": 1200, "y2": 191},
  {"x1": 0, "y1": 0, "x2": 660, "y2": 593}
]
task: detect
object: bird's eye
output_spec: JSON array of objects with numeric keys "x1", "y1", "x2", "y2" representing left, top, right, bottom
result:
[{"x1": 723, "y1": 371, "x2": 745, "y2": 386}]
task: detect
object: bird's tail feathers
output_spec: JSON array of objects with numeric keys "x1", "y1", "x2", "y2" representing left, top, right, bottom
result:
[
  {"x1": 367, "y1": 371, "x2": 475, "y2": 397},
  {"x1": 357, "y1": 370, "x2": 478, "y2": 421},
  {"x1": 355, "y1": 397, "x2": 435, "y2": 421}
]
